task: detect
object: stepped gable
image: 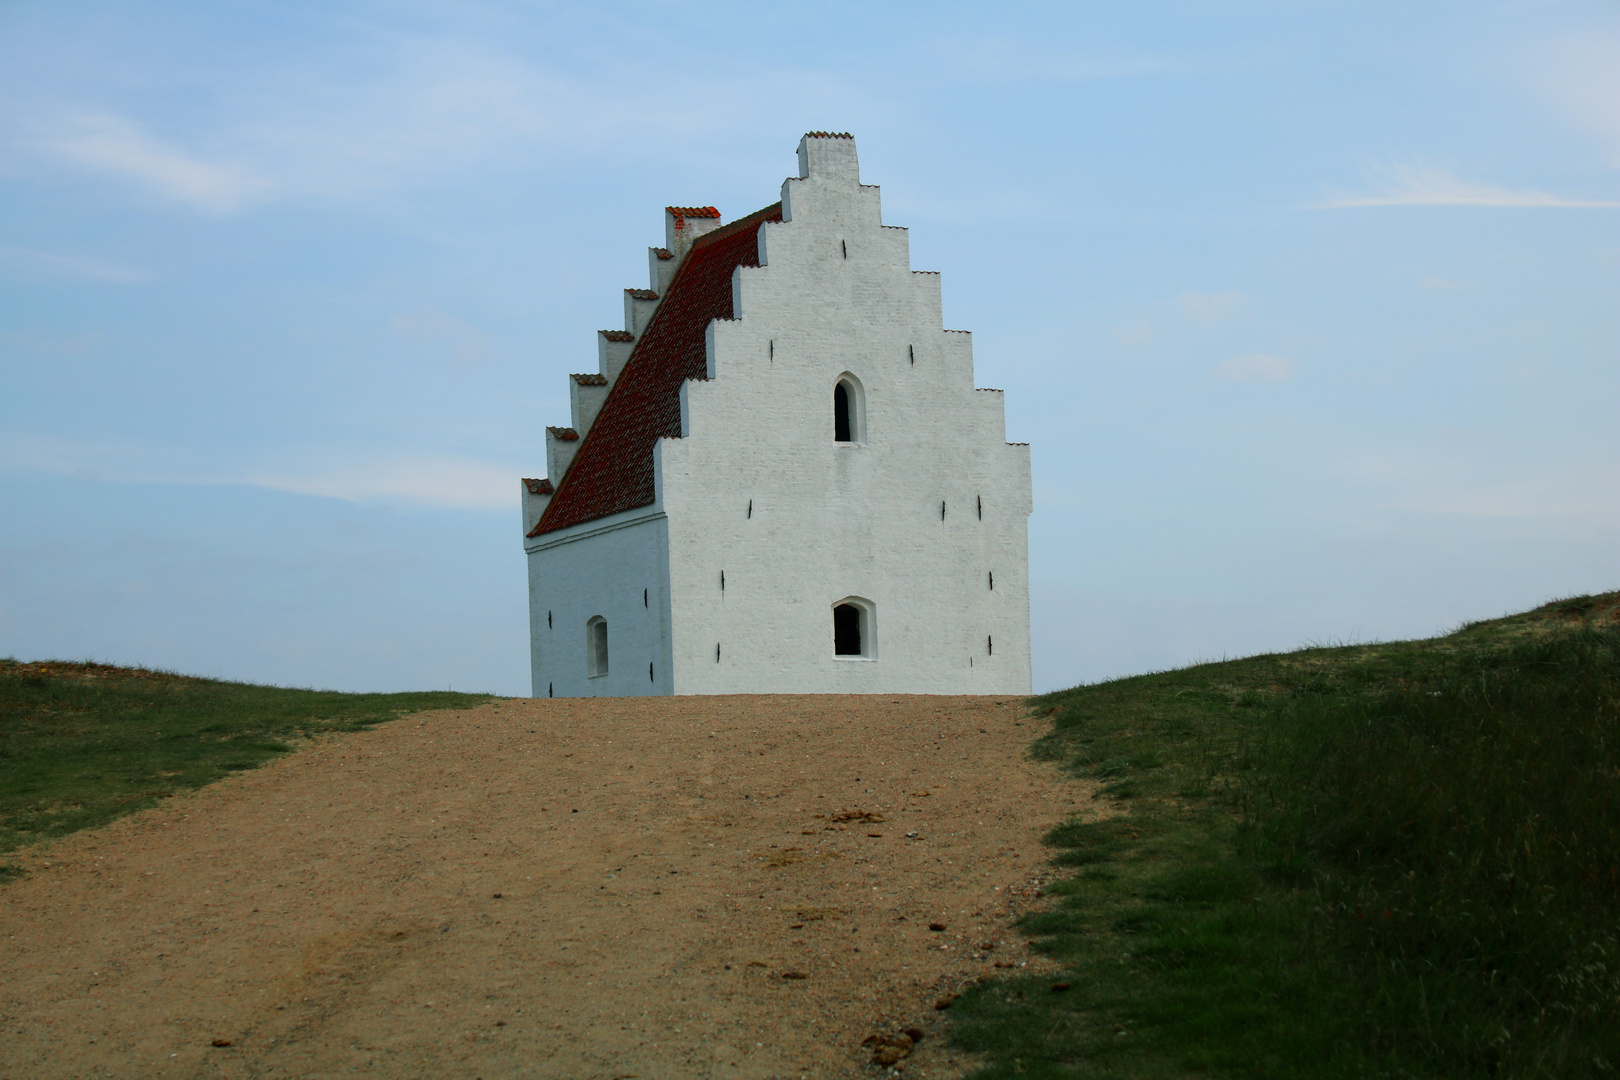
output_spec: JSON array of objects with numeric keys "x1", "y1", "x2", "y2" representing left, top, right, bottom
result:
[{"x1": 532, "y1": 201, "x2": 784, "y2": 537}]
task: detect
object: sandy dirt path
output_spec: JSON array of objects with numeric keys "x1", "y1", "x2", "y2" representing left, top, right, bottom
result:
[{"x1": 1, "y1": 695, "x2": 1084, "y2": 1079}]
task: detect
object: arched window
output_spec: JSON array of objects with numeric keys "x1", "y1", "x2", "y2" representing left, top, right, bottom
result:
[
  {"x1": 586, "y1": 616, "x2": 609, "y2": 677},
  {"x1": 832, "y1": 597, "x2": 877, "y2": 659},
  {"x1": 833, "y1": 374, "x2": 865, "y2": 443},
  {"x1": 833, "y1": 604, "x2": 861, "y2": 654}
]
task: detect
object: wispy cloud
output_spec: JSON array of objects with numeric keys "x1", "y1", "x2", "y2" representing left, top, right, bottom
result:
[
  {"x1": 921, "y1": 37, "x2": 1174, "y2": 84},
  {"x1": 391, "y1": 308, "x2": 490, "y2": 366},
  {"x1": 0, "y1": 433, "x2": 514, "y2": 510},
  {"x1": 248, "y1": 454, "x2": 513, "y2": 510},
  {"x1": 1178, "y1": 290, "x2": 1242, "y2": 325},
  {"x1": 0, "y1": 246, "x2": 147, "y2": 283},
  {"x1": 1212, "y1": 353, "x2": 1296, "y2": 383},
  {"x1": 1536, "y1": 30, "x2": 1620, "y2": 169},
  {"x1": 1339, "y1": 451, "x2": 1620, "y2": 529},
  {"x1": 38, "y1": 113, "x2": 273, "y2": 213},
  {"x1": 1316, "y1": 164, "x2": 1620, "y2": 209}
]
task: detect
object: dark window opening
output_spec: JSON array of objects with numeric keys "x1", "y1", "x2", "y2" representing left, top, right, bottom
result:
[
  {"x1": 977, "y1": 495, "x2": 982, "y2": 519},
  {"x1": 988, "y1": 571, "x2": 994, "y2": 590},
  {"x1": 834, "y1": 383, "x2": 852, "y2": 442},
  {"x1": 716, "y1": 642, "x2": 721, "y2": 662},
  {"x1": 834, "y1": 604, "x2": 862, "y2": 655},
  {"x1": 747, "y1": 499, "x2": 753, "y2": 519},
  {"x1": 940, "y1": 500, "x2": 947, "y2": 521},
  {"x1": 908, "y1": 344, "x2": 914, "y2": 366},
  {"x1": 643, "y1": 588, "x2": 648, "y2": 608},
  {"x1": 841, "y1": 239, "x2": 848, "y2": 258},
  {"x1": 720, "y1": 570, "x2": 726, "y2": 591},
  {"x1": 547, "y1": 609, "x2": 552, "y2": 629},
  {"x1": 548, "y1": 681, "x2": 553, "y2": 697},
  {"x1": 988, "y1": 635, "x2": 994, "y2": 656},
  {"x1": 649, "y1": 662, "x2": 654, "y2": 682}
]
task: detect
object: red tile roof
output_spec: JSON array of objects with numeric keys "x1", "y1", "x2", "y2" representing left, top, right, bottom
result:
[
  {"x1": 666, "y1": 206, "x2": 721, "y2": 219},
  {"x1": 804, "y1": 131, "x2": 853, "y2": 139},
  {"x1": 532, "y1": 201, "x2": 784, "y2": 537},
  {"x1": 572, "y1": 373, "x2": 608, "y2": 386},
  {"x1": 547, "y1": 426, "x2": 579, "y2": 441},
  {"x1": 653, "y1": 247, "x2": 674, "y2": 260},
  {"x1": 523, "y1": 478, "x2": 553, "y2": 495},
  {"x1": 601, "y1": 330, "x2": 634, "y2": 342},
  {"x1": 625, "y1": 288, "x2": 659, "y2": 300}
]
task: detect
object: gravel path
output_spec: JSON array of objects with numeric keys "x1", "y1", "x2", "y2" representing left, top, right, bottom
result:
[{"x1": 1, "y1": 695, "x2": 1084, "y2": 1079}]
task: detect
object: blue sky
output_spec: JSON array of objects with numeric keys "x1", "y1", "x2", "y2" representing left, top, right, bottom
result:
[{"x1": 2, "y1": 1, "x2": 1616, "y2": 694}]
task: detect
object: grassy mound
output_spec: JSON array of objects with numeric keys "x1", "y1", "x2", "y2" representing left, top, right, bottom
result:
[
  {"x1": 0, "y1": 659, "x2": 492, "y2": 863},
  {"x1": 952, "y1": 592, "x2": 1620, "y2": 1079}
]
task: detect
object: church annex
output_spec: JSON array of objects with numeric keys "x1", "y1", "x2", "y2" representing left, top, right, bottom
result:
[{"x1": 521, "y1": 133, "x2": 1031, "y2": 697}]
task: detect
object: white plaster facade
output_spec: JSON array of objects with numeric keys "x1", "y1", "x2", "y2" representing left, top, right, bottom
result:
[{"x1": 521, "y1": 133, "x2": 1031, "y2": 697}]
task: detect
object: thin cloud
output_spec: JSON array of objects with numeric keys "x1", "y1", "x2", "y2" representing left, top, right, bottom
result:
[
  {"x1": 1212, "y1": 353, "x2": 1296, "y2": 383},
  {"x1": 1178, "y1": 290, "x2": 1242, "y2": 325},
  {"x1": 922, "y1": 37, "x2": 1174, "y2": 84},
  {"x1": 1317, "y1": 164, "x2": 1620, "y2": 209},
  {"x1": 391, "y1": 308, "x2": 490, "y2": 366},
  {"x1": 248, "y1": 454, "x2": 514, "y2": 510},
  {"x1": 1536, "y1": 30, "x2": 1620, "y2": 169},
  {"x1": 42, "y1": 113, "x2": 273, "y2": 213},
  {"x1": 0, "y1": 433, "x2": 513, "y2": 510},
  {"x1": 0, "y1": 246, "x2": 147, "y2": 283}
]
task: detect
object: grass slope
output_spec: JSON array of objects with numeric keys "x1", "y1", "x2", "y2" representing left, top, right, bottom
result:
[
  {"x1": 952, "y1": 593, "x2": 1620, "y2": 1080},
  {"x1": 0, "y1": 659, "x2": 491, "y2": 867}
]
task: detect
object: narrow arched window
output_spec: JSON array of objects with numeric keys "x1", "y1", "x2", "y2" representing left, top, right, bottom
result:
[
  {"x1": 834, "y1": 383, "x2": 852, "y2": 442},
  {"x1": 586, "y1": 616, "x2": 609, "y2": 677},
  {"x1": 832, "y1": 597, "x2": 876, "y2": 659},
  {"x1": 832, "y1": 374, "x2": 865, "y2": 443},
  {"x1": 833, "y1": 604, "x2": 861, "y2": 655}
]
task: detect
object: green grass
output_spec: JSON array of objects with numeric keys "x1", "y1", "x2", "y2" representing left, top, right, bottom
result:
[
  {"x1": 0, "y1": 658, "x2": 492, "y2": 860},
  {"x1": 950, "y1": 592, "x2": 1620, "y2": 1079}
]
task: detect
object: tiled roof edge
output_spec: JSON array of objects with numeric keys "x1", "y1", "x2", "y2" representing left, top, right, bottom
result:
[
  {"x1": 685, "y1": 201, "x2": 784, "y2": 256},
  {"x1": 533, "y1": 200, "x2": 783, "y2": 536}
]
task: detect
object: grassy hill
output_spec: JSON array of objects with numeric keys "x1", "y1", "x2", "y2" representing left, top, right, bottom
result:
[
  {"x1": 953, "y1": 592, "x2": 1620, "y2": 1079},
  {"x1": 0, "y1": 659, "x2": 491, "y2": 866}
]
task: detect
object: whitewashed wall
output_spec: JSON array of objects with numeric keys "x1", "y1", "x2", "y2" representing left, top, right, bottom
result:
[
  {"x1": 524, "y1": 508, "x2": 672, "y2": 697},
  {"x1": 658, "y1": 135, "x2": 1032, "y2": 694},
  {"x1": 525, "y1": 134, "x2": 1032, "y2": 696}
]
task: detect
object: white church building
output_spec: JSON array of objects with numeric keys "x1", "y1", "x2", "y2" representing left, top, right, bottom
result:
[{"x1": 521, "y1": 133, "x2": 1031, "y2": 697}]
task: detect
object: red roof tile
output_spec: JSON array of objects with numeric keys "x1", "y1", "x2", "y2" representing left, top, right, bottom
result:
[
  {"x1": 804, "y1": 131, "x2": 853, "y2": 139},
  {"x1": 532, "y1": 202, "x2": 784, "y2": 537},
  {"x1": 653, "y1": 247, "x2": 674, "y2": 260},
  {"x1": 666, "y1": 206, "x2": 721, "y2": 219},
  {"x1": 601, "y1": 330, "x2": 634, "y2": 342},
  {"x1": 523, "y1": 478, "x2": 554, "y2": 495},
  {"x1": 547, "y1": 426, "x2": 579, "y2": 441},
  {"x1": 625, "y1": 288, "x2": 659, "y2": 300}
]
